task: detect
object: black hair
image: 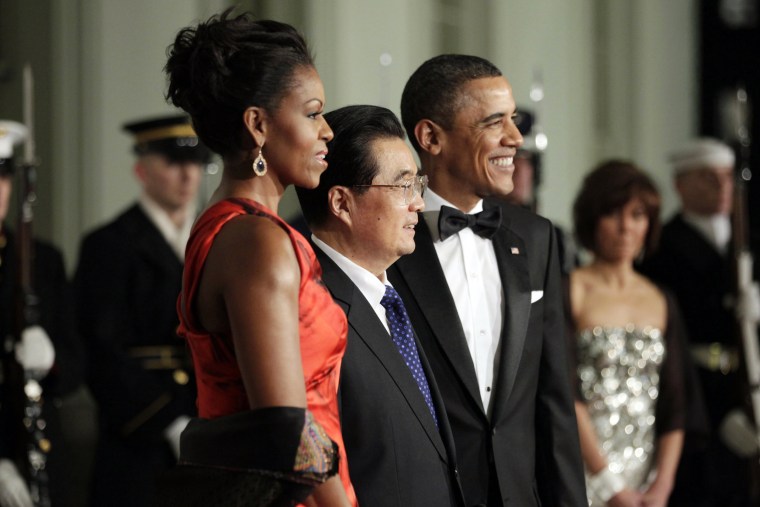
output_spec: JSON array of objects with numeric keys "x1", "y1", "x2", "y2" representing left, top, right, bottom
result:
[
  {"x1": 296, "y1": 105, "x2": 406, "y2": 228},
  {"x1": 400, "y1": 54, "x2": 502, "y2": 153},
  {"x1": 573, "y1": 159, "x2": 661, "y2": 256},
  {"x1": 165, "y1": 8, "x2": 313, "y2": 156}
]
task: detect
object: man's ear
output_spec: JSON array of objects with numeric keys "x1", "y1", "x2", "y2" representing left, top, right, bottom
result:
[
  {"x1": 414, "y1": 119, "x2": 443, "y2": 156},
  {"x1": 327, "y1": 186, "x2": 354, "y2": 226},
  {"x1": 133, "y1": 161, "x2": 147, "y2": 185},
  {"x1": 673, "y1": 174, "x2": 686, "y2": 196},
  {"x1": 242, "y1": 106, "x2": 267, "y2": 149}
]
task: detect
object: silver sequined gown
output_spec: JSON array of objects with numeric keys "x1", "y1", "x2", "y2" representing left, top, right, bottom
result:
[{"x1": 575, "y1": 325, "x2": 666, "y2": 506}]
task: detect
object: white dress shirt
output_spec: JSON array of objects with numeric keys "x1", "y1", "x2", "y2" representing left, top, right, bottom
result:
[
  {"x1": 682, "y1": 211, "x2": 731, "y2": 255},
  {"x1": 422, "y1": 189, "x2": 504, "y2": 416},
  {"x1": 138, "y1": 194, "x2": 195, "y2": 261},
  {"x1": 312, "y1": 234, "x2": 391, "y2": 333}
]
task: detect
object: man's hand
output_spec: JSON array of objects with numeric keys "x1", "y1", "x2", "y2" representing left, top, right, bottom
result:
[
  {"x1": 14, "y1": 326, "x2": 55, "y2": 377},
  {"x1": 0, "y1": 459, "x2": 33, "y2": 507}
]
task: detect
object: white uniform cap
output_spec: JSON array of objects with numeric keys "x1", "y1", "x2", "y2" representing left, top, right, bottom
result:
[
  {"x1": 0, "y1": 120, "x2": 28, "y2": 159},
  {"x1": 668, "y1": 137, "x2": 735, "y2": 175}
]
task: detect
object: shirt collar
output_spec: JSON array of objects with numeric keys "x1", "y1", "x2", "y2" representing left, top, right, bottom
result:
[
  {"x1": 682, "y1": 211, "x2": 731, "y2": 254},
  {"x1": 311, "y1": 234, "x2": 388, "y2": 308},
  {"x1": 138, "y1": 194, "x2": 195, "y2": 260}
]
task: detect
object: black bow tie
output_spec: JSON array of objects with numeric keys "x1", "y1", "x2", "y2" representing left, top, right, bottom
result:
[{"x1": 438, "y1": 205, "x2": 502, "y2": 241}]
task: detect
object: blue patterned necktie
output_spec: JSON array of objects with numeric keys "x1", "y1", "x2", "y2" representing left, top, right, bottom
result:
[{"x1": 380, "y1": 285, "x2": 438, "y2": 426}]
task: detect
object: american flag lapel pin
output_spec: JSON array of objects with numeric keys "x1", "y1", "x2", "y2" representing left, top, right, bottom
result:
[{"x1": 511, "y1": 247, "x2": 520, "y2": 255}]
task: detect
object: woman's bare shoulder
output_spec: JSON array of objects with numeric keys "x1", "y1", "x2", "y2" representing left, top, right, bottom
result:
[{"x1": 209, "y1": 214, "x2": 300, "y2": 286}]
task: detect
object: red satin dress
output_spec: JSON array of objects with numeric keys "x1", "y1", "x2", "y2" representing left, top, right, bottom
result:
[{"x1": 177, "y1": 198, "x2": 357, "y2": 506}]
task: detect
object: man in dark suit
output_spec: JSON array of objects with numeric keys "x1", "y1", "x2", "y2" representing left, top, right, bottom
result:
[
  {"x1": 75, "y1": 115, "x2": 210, "y2": 506},
  {"x1": 640, "y1": 138, "x2": 754, "y2": 507},
  {"x1": 387, "y1": 54, "x2": 586, "y2": 507},
  {"x1": 296, "y1": 105, "x2": 465, "y2": 507}
]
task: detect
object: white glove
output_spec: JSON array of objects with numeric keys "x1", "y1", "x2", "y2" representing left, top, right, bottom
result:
[
  {"x1": 720, "y1": 409, "x2": 760, "y2": 457},
  {"x1": 14, "y1": 326, "x2": 55, "y2": 377},
  {"x1": 0, "y1": 459, "x2": 33, "y2": 507},
  {"x1": 164, "y1": 415, "x2": 191, "y2": 460},
  {"x1": 736, "y1": 282, "x2": 760, "y2": 324}
]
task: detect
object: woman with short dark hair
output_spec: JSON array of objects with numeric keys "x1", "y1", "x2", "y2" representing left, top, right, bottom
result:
[{"x1": 567, "y1": 160, "x2": 688, "y2": 507}]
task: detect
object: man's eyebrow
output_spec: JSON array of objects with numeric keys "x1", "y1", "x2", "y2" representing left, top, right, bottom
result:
[
  {"x1": 478, "y1": 112, "x2": 505, "y2": 125},
  {"x1": 391, "y1": 166, "x2": 416, "y2": 183}
]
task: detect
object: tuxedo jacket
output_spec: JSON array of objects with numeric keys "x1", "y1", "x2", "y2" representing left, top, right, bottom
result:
[
  {"x1": 75, "y1": 204, "x2": 196, "y2": 506},
  {"x1": 315, "y1": 246, "x2": 465, "y2": 507},
  {"x1": 387, "y1": 201, "x2": 586, "y2": 507}
]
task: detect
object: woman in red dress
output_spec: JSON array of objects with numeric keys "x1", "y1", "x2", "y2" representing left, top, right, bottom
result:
[{"x1": 159, "y1": 9, "x2": 355, "y2": 506}]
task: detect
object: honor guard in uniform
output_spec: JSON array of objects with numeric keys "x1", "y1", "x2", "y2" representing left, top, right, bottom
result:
[
  {"x1": 641, "y1": 138, "x2": 754, "y2": 507},
  {"x1": 75, "y1": 115, "x2": 210, "y2": 506},
  {"x1": 0, "y1": 121, "x2": 82, "y2": 507},
  {"x1": 502, "y1": 108, "x2": 578, "y2": 275}
]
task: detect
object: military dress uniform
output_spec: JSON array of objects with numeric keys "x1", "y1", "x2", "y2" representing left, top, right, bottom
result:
[
  {"x1": 640, "y1": 138, "x2": 754, "y2": 507},
  {"x1": 0, "y1": 120, "x2": 84, "y2": 506},
  {"x1": 75, "y1": 115, "x2": 209, "y2": 506}
]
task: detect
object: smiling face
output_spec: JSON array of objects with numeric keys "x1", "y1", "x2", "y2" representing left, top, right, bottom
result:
[
  {"x1": 594, "y1": 197, "x2": 650, "y2": 264},
  {"x1": 432, "y1": 76, "x2": 523, "y2": 210},
  {"x1": 262, "y1": 66, "x2": 333, "y2": 189},
  {"x1": 349, "y1": 137, "x2": 423, "y2": 274}
]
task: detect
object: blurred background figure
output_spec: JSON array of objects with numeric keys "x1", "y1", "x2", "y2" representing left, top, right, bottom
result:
[
  {"x1": 74, "y1": 115, "x2": 210, "y2": 507},
  {"x1": 504, "y1": 109, "x2": 540, "y2": 212},
  {"x1": 0, "y1": 121, "x2": 84, "y2": 507},
  {"x1": 640, "y1": 138, "x2": 756, "y2": 507},
  {"x1": 567, "y1": 160, "x2": 698, "y2": 507},
  {"x1": 504, "y1": 108, "x2": 578, "y2": 276}
]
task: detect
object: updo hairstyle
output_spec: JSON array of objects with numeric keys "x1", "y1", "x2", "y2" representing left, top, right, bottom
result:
[{"x1": 165, "y1": 9, "x2": 314, "y2": 156}]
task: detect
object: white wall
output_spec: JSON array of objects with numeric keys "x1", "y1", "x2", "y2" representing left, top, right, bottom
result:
[
  {"x1": 3, "y1": 0, "x2": 699, "y2": 269},
  {"x1": 47, "y1": 0, "x2": 228, "y2": 269}
]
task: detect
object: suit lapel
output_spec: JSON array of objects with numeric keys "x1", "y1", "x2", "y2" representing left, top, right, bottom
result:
[
  {"x1": 128, "y1": 206, "x2": 184, "y2": 275},
  {"x1": 672, "y1": 214, "x2": 726, "y2": 269},
  {"x1": 393, "y1": 219, "x2": 486, "y2": 415},
  {"x1": 488, "y1": 212, "x2": 531, "y2": 422},
  {"x1": 315, "y1": 247, "x2": 448, "y2": 461}
]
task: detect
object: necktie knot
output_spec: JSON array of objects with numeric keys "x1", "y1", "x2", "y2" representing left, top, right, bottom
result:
[
  {"x1": 380, "y1": 285, "x2": 404, "y2": 313},
  {"x1": 438, "y1": 204, "x2": 502, "y2": 241}
]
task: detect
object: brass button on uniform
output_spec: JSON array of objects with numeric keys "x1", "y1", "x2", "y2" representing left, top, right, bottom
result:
[
  {"x1": 173, "y1": 369, "x2": 189, "y2": 385},
  {"x1": 39, "y1": 438, "x2": 52, "y2": 453}
]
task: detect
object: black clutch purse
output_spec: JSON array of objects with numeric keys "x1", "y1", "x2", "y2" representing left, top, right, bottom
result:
[{"x1": 154, "y1": 407, "x2": 339, "y2": 506}]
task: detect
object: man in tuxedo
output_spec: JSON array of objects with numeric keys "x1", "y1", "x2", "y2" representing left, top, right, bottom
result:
[
  {"x1": 387, "y1": 54, "x2": 586, "y2": 507},
  {"x1": 75, "y1": 115, "x2": 210, "y2": 506},
  {"x1": 640, "y1": 138, "x2": 754, "y2": 506},
  {"x1": 296, "y1": 105, "x2": 465, "y2": 507}
]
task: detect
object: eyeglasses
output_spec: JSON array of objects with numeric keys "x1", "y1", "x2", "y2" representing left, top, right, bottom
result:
[{"x1": 352, "y1": 174, "x2": 428, "y2": 205}]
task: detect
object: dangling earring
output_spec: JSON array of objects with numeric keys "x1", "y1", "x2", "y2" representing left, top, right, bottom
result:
[{"x1": 252, "y1": 146, "x2": 267, "y2": 177}]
